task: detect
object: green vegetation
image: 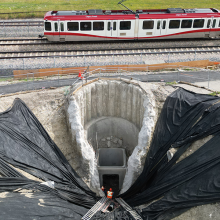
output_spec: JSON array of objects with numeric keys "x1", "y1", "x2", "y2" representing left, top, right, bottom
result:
[
  {"x1": 1, "y1": 0, "x2": 220, "y2": 19},
  {"x1": 166, "y1": 81, "x2": 178, "y2": 85},
  {"x1": 209, "y1": 91, "x2": 220, "y2": 96},
  {"x1": 0, "y1": 77, "x2": 13, "y2": 81},
  {"x1": 18, "y1": 77, "x2": 42, "y2": 81},
  {"x1": 183, "y1": 68, "x2": 197, "y2": 71}
]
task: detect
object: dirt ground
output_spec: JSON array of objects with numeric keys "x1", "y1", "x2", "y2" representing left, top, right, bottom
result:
[
  {"x1": 0, "y1": 87, "x2": 83, "y2": 178},
  {"x1": 0, "y1": 84, "x2": 219, "y2": 220}
]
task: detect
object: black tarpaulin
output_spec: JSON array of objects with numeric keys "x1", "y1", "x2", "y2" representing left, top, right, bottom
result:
[
  {"x1": 1, "y1": 88, "x2": 220, "y2": 219},
  {"x1": 119, "y1": 88, "x2": 220, "y2": 219},
  {"x1": 0, "y1": 98, "x2": 97, "y2": 218},
  {"x1": 0, "y1": 191, "x2": 89, "y2": 220}
]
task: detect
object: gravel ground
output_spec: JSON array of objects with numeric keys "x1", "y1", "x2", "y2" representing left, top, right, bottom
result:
[
  {"x1": 0, "y1": 53, "x2": 220, "y2": 74},
  {"x1": 0, "y1": 19, "x2": 44, "y2": 38}
]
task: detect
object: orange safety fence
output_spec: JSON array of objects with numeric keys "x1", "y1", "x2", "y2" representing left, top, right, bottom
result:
[{"x1": 13, "y1": 60, "x2": 219, "y2": 79}]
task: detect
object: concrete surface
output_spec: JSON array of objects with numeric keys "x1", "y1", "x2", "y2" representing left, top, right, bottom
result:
[
  {"x1": 194, "y1": 80, "x2": 220, "y2": 91},
  {"x1": 98, "y1": 148, "x2": 126, "y2": 190}
]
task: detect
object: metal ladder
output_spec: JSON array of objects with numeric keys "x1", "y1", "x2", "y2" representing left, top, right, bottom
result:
[
  {"x1": 115, "y1": 198, "x2": 143, "y2": 220},
  {"x1": 82, "y1": 197, "x2": 110, "y2": 220}
]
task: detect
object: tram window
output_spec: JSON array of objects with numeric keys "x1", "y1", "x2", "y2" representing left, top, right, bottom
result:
[
  {"x1": 219, "y1": 20, "x2": 220, "y2": 27},
  {"x1": 67, "y1": 22, "x2": 79, "y2": 31},
  {"x1": 120, "y1": 21, "x2": 131, "y2": 30},
  {"x1": 157, "y1": 21, "x2": 160, "y2": 29},
  {"x1": 162, "y1": 21, "x2": 166, "y2": 29},
  {"x1": 108, "y1": 22, "x2": 111, "y2": 31},
  {"x1": 207, "y1": 19, "x2": 211, "y2": 28},
  {"x1": 54, "y1": 23, "x2": 58, "y2": 32},
  {"x1": 213, "y1": 19, "x2": 216, "y2": 28},
  {"x1": 80, "y1": 22, "x2": 91, "y2": 31},
  {"x1": 60, "y1": 22, "x2": 64, "y2": 31},
  {"x1": 169, "y1": 20, "x2": 180, "y2": 29},
  {"x1": 113, "y1": 22, "x2": 116, "y2": 30},
  {"x1": 181, "y1": 20, "x2": 192, "y2": 28},
  {"x1": 193, "y1": 19, "x2": 204, "y2": 28},
  {"x1": 143, "y1": 21, "x2": 154, "y2": 29},
  {"x1": 93, "y1": 22, "x2": 104, "y2": 31},
  {"x1": 45, "y1": 22, "x2": 51, "y2": 31}
]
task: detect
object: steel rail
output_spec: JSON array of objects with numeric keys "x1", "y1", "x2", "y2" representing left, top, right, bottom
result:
[
  {"x1": 0, "y1": 46, "x2": 220, "y2": 59},
  {"x1": 0, "y1": 21, "x2": 43, "y2": 24},
  {"x1": 0, "y1": 38, "x2": 44, "y2": 41},
  {"x1": 0, "y1": 38, "x2": 220, "y2": 46},
  {"x1": 1, "y1": 42, "x2": 220, "y2": 48},
  {"x1": 0, "y1": 45, "x2": 220, "y2": 52},
  {"x1": 0, "y1": 24, "x2": 43, "y2": 27}
]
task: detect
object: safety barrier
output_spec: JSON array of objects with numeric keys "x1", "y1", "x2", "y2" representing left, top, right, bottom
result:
[{"x1": 13, "y1": 60, "x2": 219, "y2": 78}]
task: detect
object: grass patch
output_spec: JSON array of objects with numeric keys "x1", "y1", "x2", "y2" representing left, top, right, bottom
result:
[
  {"x1": 183, "y1": 68, "x2": 198, "y2": 71},
  {"x1": 166, "y1": 81, "x2": 178, "y2": 85},
  {"x1": 0, "y1": 77, "x2": 13, "y2": 82},
  {"x1": 1, "y1": 0, "x2": 220, "y2": 19},
  {"x1": 18, "y1": 78, "x2": 38, "y2": 82},
  {"x1": 209, "y1": 92, "x2": 220, "y2": 96}
]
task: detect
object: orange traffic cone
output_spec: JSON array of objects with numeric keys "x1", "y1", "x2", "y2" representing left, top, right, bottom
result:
[{"x1": 78, "y1": 71, "x2": 84, "y2": 80}]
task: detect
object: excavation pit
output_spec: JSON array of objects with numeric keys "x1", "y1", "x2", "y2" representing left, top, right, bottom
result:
[{"x1": 66, "y1": 78, "x2": 156, "y2": 195}]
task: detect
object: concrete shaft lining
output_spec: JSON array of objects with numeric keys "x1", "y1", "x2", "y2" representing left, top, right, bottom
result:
[
  {"x1": 66, "y1": 79, "x2": 156, "y2": 195},
  {"x1": 98, "y1": 148, "x2": 126, "y2": 167},
  {"x1": 75, "y1": 80, "x2": 145, "y2": 130}
]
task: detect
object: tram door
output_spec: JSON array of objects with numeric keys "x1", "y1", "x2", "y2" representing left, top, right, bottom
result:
[
  {"x1": 59, "y1": 21, "x2": 65, "y2": 41},
  {"x1": 107, "y1": 20, "x2": 118, "y2": 39},
  {"x1": 154, "y1": 19, "x2": 167, "y2": 37},
  {"x1": 208, "y1": 17, "x2": 216, "y2": 38},
  {"x1": 54, "y1": 21, "x2": 59, "y2": 41}
]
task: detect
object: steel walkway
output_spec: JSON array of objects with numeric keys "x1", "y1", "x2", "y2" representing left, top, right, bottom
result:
[
  {"x1": 82, "y1": 196, "x2": 111, "y2": 220},
  {"x1": 115, "y1": 198, "x2": 143, "y2": 220}
]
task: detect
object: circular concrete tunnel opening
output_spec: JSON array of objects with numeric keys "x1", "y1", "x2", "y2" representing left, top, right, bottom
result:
[
  {"x1": 86, "y1": 117, "x2": 139, "y2": 156},
  {"x1": 66, "y1": 79, "x2": 156, "y2": 195}
]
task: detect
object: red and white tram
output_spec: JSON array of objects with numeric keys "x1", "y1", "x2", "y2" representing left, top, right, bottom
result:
[{"x1": 43, "y1": 7, "x2": 220, "y2": 42}]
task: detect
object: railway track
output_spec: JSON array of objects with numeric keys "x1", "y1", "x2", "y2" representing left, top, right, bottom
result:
[
  {"x1": 0, "y1": 38, "x2": 48, "y2": 45},
  {"x1": 1, "y1": 38, "x2": 220, "y2": 51},
  {"x1": 0, "y1": 21, "x2": 44, "y2": 27},
  {"x1": 1, "y1": 38, "x2": 220, "y2": 46},
  {"x1": 0, "y1": 46, "x2": 220, "y2": 59}
]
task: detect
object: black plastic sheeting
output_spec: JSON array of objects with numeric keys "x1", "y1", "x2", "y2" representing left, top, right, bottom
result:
[
  {"x1": 119, "y1": 88, "x2": 220, "y2": 219},
  {"x1": 0, "y1": 98, "x2": 97, "y2": 219},
  {"x1": 1, "y1": 88, "x2": 220, "y2": 219}
]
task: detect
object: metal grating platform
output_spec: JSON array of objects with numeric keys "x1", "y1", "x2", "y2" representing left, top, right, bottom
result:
[
  {"x1": 115, "y1": 198, "x2": 143, "y2": 220},
  {"x1": 82, "y1": 197, "x2": 111, "y2": 220}
]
